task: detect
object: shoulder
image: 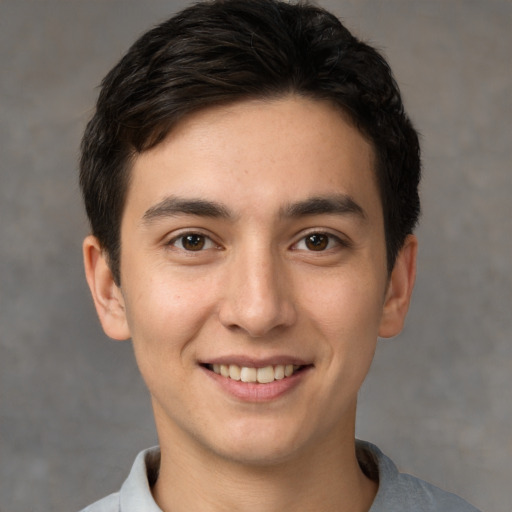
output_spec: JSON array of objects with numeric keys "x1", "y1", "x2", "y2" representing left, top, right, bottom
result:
[
  {"x1": 77, "y1": 447, "x2": 162, "y2": 512},
  {"x1": 356, "y1": 440, "x2": 481, "y2": 512},
  {"x1": 78, "y1": 492, "x2": 119, "y2": 512}
]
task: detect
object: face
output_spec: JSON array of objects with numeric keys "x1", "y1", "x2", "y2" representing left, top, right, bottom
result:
[{"x1": 85, "y1": 96, "x2": 415, "y2": 466}]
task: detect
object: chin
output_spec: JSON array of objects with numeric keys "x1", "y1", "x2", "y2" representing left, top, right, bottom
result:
[
  {"x1": 216, "y1": 441, "x2": 300, "y2": 467},
  {"x1": 208, "y1": 421, "x2": 310, "y2": 467}
]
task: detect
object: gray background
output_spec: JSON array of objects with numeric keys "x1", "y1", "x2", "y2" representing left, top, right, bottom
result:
[{"x1": 0, "y1": 1, "x2": 510, "y2": 511}]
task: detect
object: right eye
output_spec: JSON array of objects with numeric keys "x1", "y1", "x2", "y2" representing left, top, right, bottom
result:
[
  {"x1": 292, "y1": 231, "x2": 346, "y2": 252},
  {"x1": 168, "y1": 233, "x2": 216, "y2": 252}
]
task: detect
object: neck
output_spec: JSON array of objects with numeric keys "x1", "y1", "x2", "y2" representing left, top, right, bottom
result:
[{"x1": 152, "y1": 408, "x2": 377, "y2": 512}]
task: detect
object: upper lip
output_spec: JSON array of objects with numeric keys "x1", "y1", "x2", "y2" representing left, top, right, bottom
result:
[{"x1": 200, "y1": 355, "x2": 312, "y2": 367}]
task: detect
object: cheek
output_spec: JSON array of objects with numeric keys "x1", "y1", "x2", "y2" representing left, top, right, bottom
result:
[
  {"x1": 299, "y1": 268, "x2": 385, "y2": 381},
  {"x1": 301, "y1": 270, "x2": 385, "y2": 334},
  {"x1": 122, "y1": 271, "x2": 220, "y2": 360}
]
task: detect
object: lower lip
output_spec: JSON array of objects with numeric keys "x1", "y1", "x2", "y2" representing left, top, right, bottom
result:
[{"x1": 201, "y1": 366, "x2": 311, "y2": 402}]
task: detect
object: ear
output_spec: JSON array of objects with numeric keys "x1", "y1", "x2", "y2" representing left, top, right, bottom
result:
[
  {"x1": 378, "y1": 234, "x2": 417, "y2": 338},
  {"x1": 83, "y1": 235, "x2": 131, "y2": 341}
]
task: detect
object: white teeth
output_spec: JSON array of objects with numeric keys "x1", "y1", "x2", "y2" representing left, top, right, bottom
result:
[
  {"x1": 257, "y1": 366, "x2": 274, "y2": 384},
  {"x1": 210, "y1": 363, "x2": 302, "y2": 383},
  {"x1": 274, "y1": 365, "x2": 285, "y2": 380},
  {"x1": 240, "y1": 367, "x2": 257, "y2": 382},
  {"x1": 229, "y1": 364, "x2": 241, "y2": 381}
]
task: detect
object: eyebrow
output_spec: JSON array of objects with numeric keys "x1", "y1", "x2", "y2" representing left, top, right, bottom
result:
[
  {"x1": 141, "y1": 193, "x2": 366, "y2": 225},
  {"x1": 142, "y1": 196, "x2": 232, "y2": 224},
  {"x1": 281, "y1": 194, "x2": 367, "y2": 220}
]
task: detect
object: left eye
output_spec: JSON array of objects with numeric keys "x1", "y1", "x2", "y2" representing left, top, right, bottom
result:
[
  {"x1": 169, "y1": 233, "x2": 216, "y2": 251},
  {"x1": 295, "y1": 233, "x2": 340, "y2": 251}
]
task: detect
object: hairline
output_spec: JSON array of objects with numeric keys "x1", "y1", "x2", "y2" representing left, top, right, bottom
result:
[{"x1": 110, "y1": 93, "x2": 387, "y2": 284}]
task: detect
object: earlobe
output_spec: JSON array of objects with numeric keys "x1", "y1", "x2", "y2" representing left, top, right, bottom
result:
[
  {"x1": 83, "y1": 235, "x2": 131, "y2": 341},
  {"x1": 378, "y1": 234, "x2": 417, "y2": 339}
]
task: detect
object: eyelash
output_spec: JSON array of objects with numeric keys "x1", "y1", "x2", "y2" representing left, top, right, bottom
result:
[
  {"x1": 167, "y1": 230, "x2": 348, "y2": 253},
  {"x1": 292, "y1": 231, "x2": 349, "y2": 252},
  {"x1": 167, "y1": 232, "x2": 218, "y2": 252}
]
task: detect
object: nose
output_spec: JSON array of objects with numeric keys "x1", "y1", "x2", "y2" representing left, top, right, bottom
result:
[{"x1": 218, "y1": 245, "x2": 297, "y2": 338}]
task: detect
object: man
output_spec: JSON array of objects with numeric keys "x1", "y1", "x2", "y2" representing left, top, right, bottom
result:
[{"x1": 79, "y1": 1, "x2": 479, "y2": 510}]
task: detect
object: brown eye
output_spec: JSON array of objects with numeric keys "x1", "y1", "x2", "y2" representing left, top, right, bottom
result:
[
  {"x1": 181, "y1": 234, "x2": 206, "y2": 251},
  {"x1": 304, "y1": 233, "x2": 329, "y2": 251},
  {"x1": 168, "y1": 232, "x2": 218, "y2": 254},
  {"x1": 169, "y1": 233, "x2": 212, "y2": 251}
]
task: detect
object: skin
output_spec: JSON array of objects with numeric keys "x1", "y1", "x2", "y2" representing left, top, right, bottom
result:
[{"x1": 84, "y1": 96, "x2": 417, "y2": 512}]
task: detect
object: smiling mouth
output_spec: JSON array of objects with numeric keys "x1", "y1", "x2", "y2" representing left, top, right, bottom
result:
[{"x1": 203, "y1": 363, "x2": 308, "y2": 384}]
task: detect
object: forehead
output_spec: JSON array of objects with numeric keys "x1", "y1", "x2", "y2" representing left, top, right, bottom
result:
[{"x1": 124, "y1": 96, "x2": 380, "y2": 224}]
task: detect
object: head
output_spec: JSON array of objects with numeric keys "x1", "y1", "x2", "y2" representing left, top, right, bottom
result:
[
  {"x1": 80, "y1": 0, "x2": 420, "y2": 285},
  {"x1": 80, "y1": 0, "x2": 420, "y2": 469}
]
